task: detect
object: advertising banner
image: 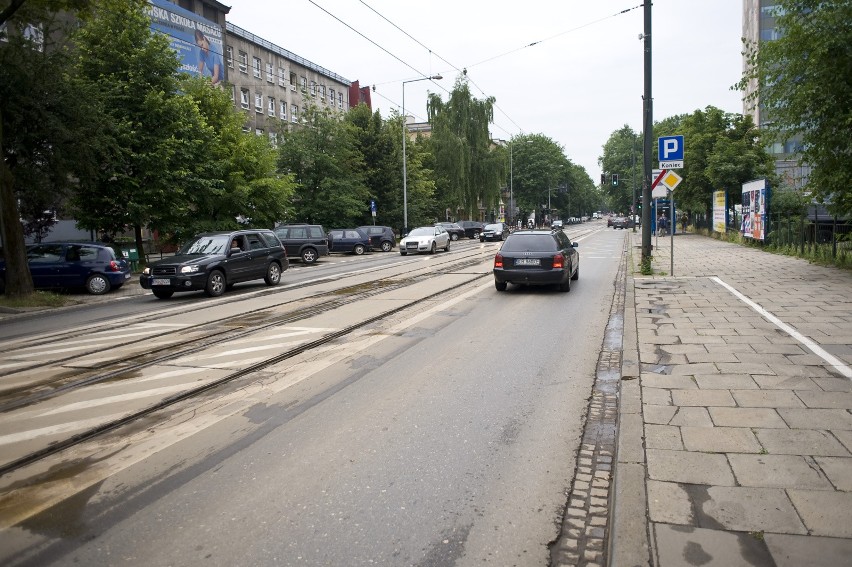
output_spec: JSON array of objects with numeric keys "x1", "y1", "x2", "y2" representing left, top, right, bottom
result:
[
  {"x1": 712, "y1": 190, "x2": 727, "y2": 233},
  {"x1": 741, "y1": 179, "x2": 768, "y2": 241},
  {"x1": 147, "y1": 0, "x2": 224, "y2": 85}
]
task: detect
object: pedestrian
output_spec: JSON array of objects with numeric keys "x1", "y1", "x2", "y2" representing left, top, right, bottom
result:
[
  {"x1": 657, "y1": 213, "x2": 668, "y2": 236},
  {"x1": 680, "y1": 212, "x2": 688, "y2": 233}
]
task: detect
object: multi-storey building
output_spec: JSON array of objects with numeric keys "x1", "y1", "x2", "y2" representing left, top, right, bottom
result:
[
  {"x1": 742, "y1": 0, "x2": 811, "y2": 190},
  {"x1": 224, "y1": 22, "x2": 352, "y2": 143}
]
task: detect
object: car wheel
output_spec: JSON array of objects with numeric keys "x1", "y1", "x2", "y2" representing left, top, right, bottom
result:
[
  {"x1": 571, "y1": 265, "x2": 579, "y2": 281},
  {"x1": 473, "y1": 230, "x2": 481, "y2": 239},
  {"x1": 495, "y1": 280, "x2": 507, "y2": 291},
  {"x1": 381, "y1": 241, "x2": 393, "y2": 252},
  {"x1": 354, "y1": 244, "x2": 365, "y2": 255},
  {"x1": 264, "y1": 262, "x2": 282, "y2": 286},
  {"x1": 204, "y1": 270, "x2": 226, "y2": 297},
  {"x1": 445, "y1": 239, "x2": 451, "y2": 252},
  {"x1": 400, "y1": 250, "x2": 407, "y2": 256},
  {"x1": 85, "y1": 273, "x2": 111, "y2": 295},
  {"x1": 301, "y1": 248, "x2": 318, "y2": 264},
  {"x1": 451, "y1": 233, "x2": 459, "y2": 241},
  {"x1": 559, "y1": 277, "x2": 571, "y2": 292},
  {"x1": 430, "y1": 242, "x2": 437, "y2": 254},
  {"x1": 153, "y1": 289, "x2": 174, "y2": 299}
]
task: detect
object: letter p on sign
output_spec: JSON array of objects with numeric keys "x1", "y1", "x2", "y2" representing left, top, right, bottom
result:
[{"x1": 659, "y1": 136, "x2": 684, "y2": 161}]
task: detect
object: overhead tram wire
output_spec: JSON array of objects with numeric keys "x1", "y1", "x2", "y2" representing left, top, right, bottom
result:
[{"x1": 466, "y1": 4, "x2": 643, "y2": 70}]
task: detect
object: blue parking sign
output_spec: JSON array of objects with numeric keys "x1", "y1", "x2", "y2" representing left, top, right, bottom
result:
[{"x1": 658, "y1": 136, "x2": 684, "y2": 161}]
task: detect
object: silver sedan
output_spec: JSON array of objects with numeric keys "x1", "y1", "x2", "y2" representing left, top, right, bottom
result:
[{"x1": 399, "y1": 226, "x2": 451, "y2": 255}]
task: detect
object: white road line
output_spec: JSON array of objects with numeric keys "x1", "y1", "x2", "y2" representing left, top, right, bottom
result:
[{"x1": 711, "y1": 276, "x2": 852, "y2": 379}]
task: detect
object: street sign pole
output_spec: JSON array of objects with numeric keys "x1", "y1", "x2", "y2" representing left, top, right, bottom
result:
[{"x1": 670, "y1": 192, "x2": 674, "y2": 276}]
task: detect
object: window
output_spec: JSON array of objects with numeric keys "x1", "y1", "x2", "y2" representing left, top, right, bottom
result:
[
  {"x1": 226, "y1": 46, "x2": 233, "y2": 68},
  {"x1": 268, "y1": 96, "x2": 275, "y2": 116},
  {"x1": 329, "y1": 89, "x2": 335, "y2": 105},
  {"x1": 290, "y1": 72, "x2": 297, "y2": 91},
  {"x1": 255, "y1": 92, "x2": 263, "y2": 113},
  {"x1": 300, "y1": 76, "x2": 307, "y2": 92},
  {"x1": 310, "y1": 81, "x2": 316, "y2": 97},
  {"x1": 291, "y1": 104, "x2": 298, "y2": 123},
  {"x1": 253, "y1": 57, "x2": 261, "y2": 78},
  {"x1": 265, "y1": 62, "x2": 274, "y2": 83},
  {"x1": 238, "y1": 51, "x2": 248, "y2": 73},
  {"x1": 240, "y1": 88, "x2": 250, "y2": 110},
  {"x1": 269, "y1": 132, "x2": 278, "y2": 146},
  {"x1": 242, "y1": 125, "x2": 251, "y2": 133},
  {"x1": 278, "y1": 67, "x2": 286, "y2": 87},
  {"x1": 279, "y1": 102, "x2": 287, "y2": 120},
  {"x1": 320, "y1": 85, "x2": 326, "y2": 101},
  {"x1": 338, "y1": 92, "x2": 343, "y2": 108},
  {"x1": 256, "y1": 128, "x2": 264, "y2": 136}
]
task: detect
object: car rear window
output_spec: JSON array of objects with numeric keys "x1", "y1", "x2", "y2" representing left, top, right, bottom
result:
[
  {"x1": 308, "y1": 226, "x2": 325, "y2": 238},
  {"x1": 501, "y1": 234, "x2": 557, "y2": 252}
]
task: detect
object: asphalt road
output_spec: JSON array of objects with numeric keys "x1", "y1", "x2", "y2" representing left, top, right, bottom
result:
[{"x1": 1, "y1": 225, "x2": 625, "y2": 566}]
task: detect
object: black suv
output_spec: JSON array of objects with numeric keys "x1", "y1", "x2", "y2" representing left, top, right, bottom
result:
[
  {"x1": 435, "y1": 222, "x2": 465, "y2": 241},
  {"x1": 140, "y1": 230, "x2": 288, "y2": 299},
  {"x1": 273, "y1": 224, "x2": 329, "y2": 264},
  {"x1": 456, "y1": 220, "x2": 485, "y2": 239},
  {"x1": 358, "y1": 225, "x2": 396, "y2": 252}
]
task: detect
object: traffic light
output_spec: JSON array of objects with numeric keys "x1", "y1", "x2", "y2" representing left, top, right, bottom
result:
[
  {"x1": 600, "y1": 174, "x2": 606, "y2": 185},
  {"x1": 612, "y1": 174, "x2": 619, "y2": 186}
]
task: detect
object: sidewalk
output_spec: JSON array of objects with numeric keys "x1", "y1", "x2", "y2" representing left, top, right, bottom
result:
[{"x1": 611, "y1": 230, "x2": 852, "y2": 566}]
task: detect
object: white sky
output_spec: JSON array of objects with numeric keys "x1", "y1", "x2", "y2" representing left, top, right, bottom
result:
[{"x1": 227, "y1": 0, "x2": 745, "y2": 181}]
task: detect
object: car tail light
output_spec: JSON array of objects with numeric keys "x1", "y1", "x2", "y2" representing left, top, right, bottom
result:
[
  {"x1": 494, "y1": 254, "x2": 503, "y2": 269},
  {"x1": 552, "y1": 254, "x2": 564, "y2": 269},
  {"x1": 108, "y1": 260, "x2": 121, "y2": 272}
]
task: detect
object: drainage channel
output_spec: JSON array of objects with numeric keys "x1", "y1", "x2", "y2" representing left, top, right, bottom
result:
[{"x1": 550, "y1": 237, "x2": 627, "y2": 567}]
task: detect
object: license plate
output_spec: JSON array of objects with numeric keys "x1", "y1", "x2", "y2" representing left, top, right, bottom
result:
[
  {"x1": 152, "y1": 278, "x2": 171, "y2": 286},
  {"x1": 515, "y1": 258, "x2": 540, "y2": 266}
]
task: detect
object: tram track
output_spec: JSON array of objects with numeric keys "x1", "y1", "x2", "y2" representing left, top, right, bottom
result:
[{"x1": 0, "y1": 250, "x2": 494, "y2": 476}]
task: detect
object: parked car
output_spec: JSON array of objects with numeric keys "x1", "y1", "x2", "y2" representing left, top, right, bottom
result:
[
  {"x1": 611, "y1": 216, "x2": 633, "y2": 229},
  {"x1": 480, "y1": 223, "x2": 510, "y2": 242},
  {"x1": 456, "y1": 220, "x2": 486, "y2": 239},
  {"x1": 140, "y1": 230, "x2": 288, "y2": 299},
  {"x1": 273, "y1": 224, "x2": 329, "y2": 264},
  {"x1": 359, "y1": 225, "x2": 396, "y2": 252},
  {"x1": 607, "y1": 216, "x2": 614, "y2": 227},
  {"x1": 434, "y1": 222, "x2": 465, "y2": 241},
  {"x1": 492, "y1": 229, "x2": 579, "y2": 292},
  {"x1": 552, "y1": 219, "x2": 564, "y2": 229},
  {"x1": 400, "y1": 226, "x2": 451, "y2": 255},
  {"x1": 0, "y1": 242, "x2": 132, "y2": 295},
  {"x1": 328, "y1": 228, "x2": 372, "y2": 255}
]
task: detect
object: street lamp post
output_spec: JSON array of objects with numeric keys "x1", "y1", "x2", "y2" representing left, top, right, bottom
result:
[{"x1": 402, "y1": 74, "x2": 442, "y2": 235}]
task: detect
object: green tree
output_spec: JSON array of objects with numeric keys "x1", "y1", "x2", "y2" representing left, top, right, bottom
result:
[
  {"x1": 656, "y1": 107, "x2": 774, "y2": 223},
  {"x1": 738, "y1": 0, "x2": 852, "y2": 216},
  {"x1": 278, "y1": 104, "x2": 369, "y2": 228},
  {"x1": 70, "y1": 0, "x2": 205, "y2": 257},
  {"x1": 510, "y1": 134, "x2": 571, "y2": 224},
  {"x1": 0, "y1": 0, "x2": 100, "y2": 296},
  {"x1": 599, "y1": 126, "x2": 642, "y2": 214},
  {"x1": 427, "y1": 76, "x2": 503, "y2": 220}
]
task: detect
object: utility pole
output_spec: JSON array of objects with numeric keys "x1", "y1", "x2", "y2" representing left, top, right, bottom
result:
[{"x1": 641, "y1": 1, "x2": 653, "y2": 263}]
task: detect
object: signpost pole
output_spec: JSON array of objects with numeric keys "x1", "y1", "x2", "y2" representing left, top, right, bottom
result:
[{"x1": 670, "y1": 192, "x2": 674, "y2": 276}]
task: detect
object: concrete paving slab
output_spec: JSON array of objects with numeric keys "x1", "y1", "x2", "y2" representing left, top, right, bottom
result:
[
  {"x1": 699, "y1": 486, "x2": 807, "y2": 534},
  {"x1": 646, "y1": 449, "x2": 735, "y2": 486},
  {"x1": 814, "y1": 456, "x2": 852, "y2": 491},
  {"x1": 680, "y1": 426, "x2": 761, "y2": 453},
  {"x1": 811, "y1": 377, "x2": 852, "y2": 392},
  {"x1": 730, "y1": 390, "x2": 805, "y2": 408},
  {"x1": 778, "y1": 408, "x2": 852, "y2": 430},
  {"x1": 653, "y1": 524, "x2": 774, "y2": 567},
  {"x1": 671, "y1": 389, "x2": 736, "y2": 407},
  {"x1": 669, "y1": 407, "x2": 714, "y2": 427},
  {"x1": 728, "y1": 454, "x2": 834, "y2": 489},
  {"x1": 641, "y1": 374, "x2": 697, "y2": 389},
  {"x1": 834, "y1": 430, "x2": 852, "y2": 453},
  {"x1": 764, "y1": 533, "x2": 852, "y2": 567},
  {"x1": 645, "y1": 425, "x2": 683, "y2": 450},
  {"x1": 647, "y1": 481, "x2": 692, "y2": 524},
  {"x1": 796, "y1": 390, "x2": 852, "y2": 409},
  {"x1": 787, "y1": 490, "x2": 852, "y2": 537},
  {"x1": 709, "y1": 407, "x2": 788, "y2": 428},
  {"x1": 755, "y1": 429, "x2": 851, "y2": 457},
  {"x1": 644, "y1": 404, "x2": 678, "y2": 425},
  {"x1": 642, "y1": 387, "x2": 672, "y2": 406},
  {"x1": 752, "y1": 375, "x2": 819, "y2": 390},
  {"x1": 693, "y1": 374, "x2": 759, "y2": 389}
]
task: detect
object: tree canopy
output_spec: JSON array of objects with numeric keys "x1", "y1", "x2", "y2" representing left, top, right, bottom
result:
[{"x1": 738, "y1": 0, "x2": 852, "y2": 216}]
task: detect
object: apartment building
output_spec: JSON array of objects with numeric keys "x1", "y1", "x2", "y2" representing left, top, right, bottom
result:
[{"x1": 224, "y1": 22, "x2": 352, "y2": 143}]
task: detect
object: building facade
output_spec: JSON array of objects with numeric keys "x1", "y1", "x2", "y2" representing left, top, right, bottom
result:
[{"x1": 742, "y1": 0, "x2": 811, "y2": 190}]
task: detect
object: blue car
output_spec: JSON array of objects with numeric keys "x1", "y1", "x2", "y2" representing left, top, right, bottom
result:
[
  {"x1": 0, "y1": 242, "x2": 132, "y2": 295},
  {"x1": 327, "y1": 228, "x2": 372, "y2": 255}
]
